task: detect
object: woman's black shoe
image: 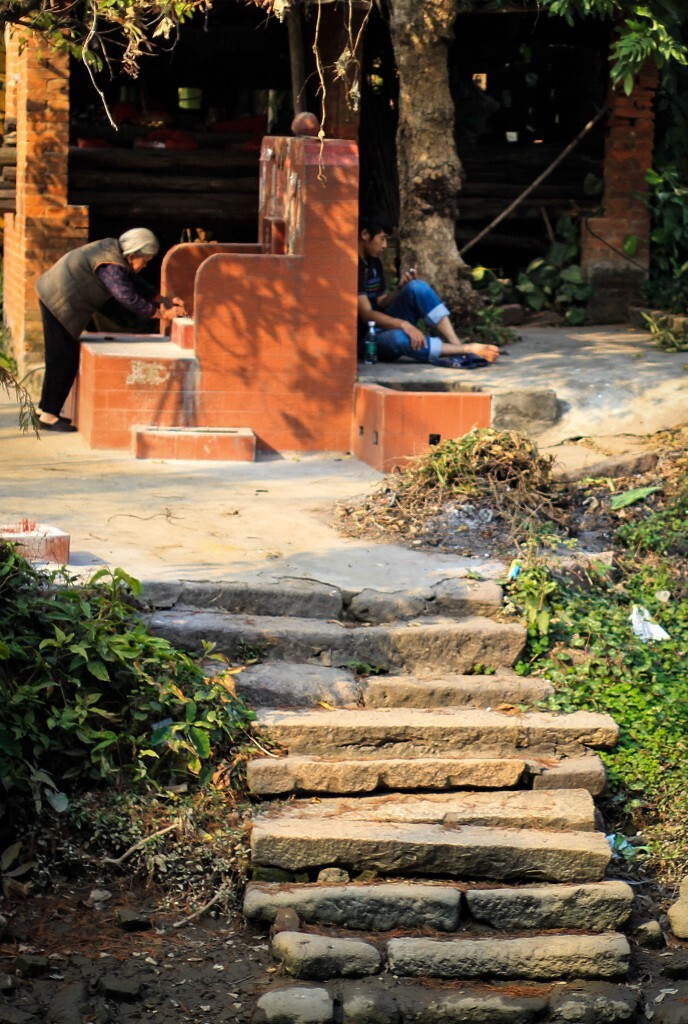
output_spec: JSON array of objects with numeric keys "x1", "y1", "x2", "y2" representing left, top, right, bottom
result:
[{"x1": 39, "y1": 419, "x2": 77, "y2": 433}]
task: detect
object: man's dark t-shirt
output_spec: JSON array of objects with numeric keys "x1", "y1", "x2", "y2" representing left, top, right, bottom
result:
[{"x1": 357, "y1": 256, "x2": 386, "y2": 352}]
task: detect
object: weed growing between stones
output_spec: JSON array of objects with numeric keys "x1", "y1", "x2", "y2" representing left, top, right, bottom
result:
[{"x1": 507, "y1": 531, "x2": 688, "y2": 885}]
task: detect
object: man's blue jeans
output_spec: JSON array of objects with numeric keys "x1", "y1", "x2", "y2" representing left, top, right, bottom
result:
[{"x1": 374, "y1": 279, "x2": 449, "y2": 363}]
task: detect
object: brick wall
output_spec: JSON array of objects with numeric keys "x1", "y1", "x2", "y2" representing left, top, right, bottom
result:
[
  {"x1": 3, "y1": 29, "x2": 88, "y2": 374},
  {"x1": 581, "y1": 62, "x2": 657, "y2": 323}
]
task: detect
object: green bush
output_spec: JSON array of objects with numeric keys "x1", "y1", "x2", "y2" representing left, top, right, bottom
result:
[
  {"x1": 642, "y1": 166, "x2": 688, "y2": 312},
  {"x1": 471, "y1": 215, "x2": 591, "y2": 325},
  {"x1": 0, "y1": 545, "x2": 256, "y2": 814}
]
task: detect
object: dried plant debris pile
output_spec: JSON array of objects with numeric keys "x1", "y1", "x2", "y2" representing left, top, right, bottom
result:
[{"x1": 339, "y1": 429, "x2": 558, "y2": 549}]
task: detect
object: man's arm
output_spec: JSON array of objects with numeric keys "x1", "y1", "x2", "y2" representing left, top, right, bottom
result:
[{"x1": 357, "y1": 293, "x2": 426, "y2": 350}]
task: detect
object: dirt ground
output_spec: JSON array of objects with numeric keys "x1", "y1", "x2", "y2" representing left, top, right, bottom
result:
[{"x1": 0, "y1": 877, "x2": 274, "y2": 1024}]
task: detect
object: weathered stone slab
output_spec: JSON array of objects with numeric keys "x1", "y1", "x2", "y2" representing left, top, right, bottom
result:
[
  {"x1": 430, "y1": 578, "x2": 504, "y2": 621},
  {"x1": 386, "y1": 933, "x2": 630, "y2": 980},
  {"x1": 267, "y1": 789, "x2": 596, "y2": 832},
  {"x1": 255, "y1": 708, "x2": 619, "y2": 759},
  {"x1": 148, "y1": 610, "x2": 525, "y2": 673},
  {"x1": 252, "y1": 986, "x2": 333, "y2": 1024},
  {"x1": 348, "y1": 579, "x2": 504, "y2": 624},
  {"x1": 531, "y1": 755, "x2": 608, "y2": 796},
  {"x1": 244, "y1": 881, "x2": 461, "y2": 931},
  {"x1": 247, "y1": 754, "x2": 527, "y2": 796},
  {"x1": 341, "y1": 983, "x2": 401, "y2": 1024},
  {"x1": 364, "y1": 672, "x2": 553, "y2": 709},
  {"x1": 235, "y1": 663, "x2": 360, "y2": 708},
  {"x1": 465, "y1": 880, "x2": 633, "y2": 931},
  {"x1": 548, "y1": 981, "x2": 638, "y2": 1022},
  {"x1": 167, "y1": 579, "x2": 344, "y2": 619},
  {"x1": 348, "y1": 588, "x2": 431, "y2": 623},
  {"x1": 272, "y1": 932, "x2": 381, "y2": 979},
  {"x1": 390, "y1": 985, "x2": 548, "y2": 1024},
  {"x1": 251, "y1": 819, "x2": 612, "y2": 882},
  {"x1": 351, "y1": 616, "x2": 526, "y2": 673}
]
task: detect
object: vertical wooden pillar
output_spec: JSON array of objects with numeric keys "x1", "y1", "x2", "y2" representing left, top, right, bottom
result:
[{"x1": 3, "y1": 30, "x2": 88, "y2": 373}]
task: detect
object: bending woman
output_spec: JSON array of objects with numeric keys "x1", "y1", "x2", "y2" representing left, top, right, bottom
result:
[{"x1": 35, "y1": 227, "x2": 186, "y2": 432}]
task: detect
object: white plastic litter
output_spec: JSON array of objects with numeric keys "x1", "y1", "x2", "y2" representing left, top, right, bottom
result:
[{"x1": 630, "y1": 605, "x2": 670, "y2": 643}]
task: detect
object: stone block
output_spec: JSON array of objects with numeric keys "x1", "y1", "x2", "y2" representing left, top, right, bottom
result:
[{"x1": 272, "y1": 932, "x2": 381, "y2": 979}]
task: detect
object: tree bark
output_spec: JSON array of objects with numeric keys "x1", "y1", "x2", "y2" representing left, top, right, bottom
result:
[{"x1": 388, "y1": 0, "x2": 479, "y2": 317}]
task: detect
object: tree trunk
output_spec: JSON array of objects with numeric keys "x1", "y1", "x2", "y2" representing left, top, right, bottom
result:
[{"x1": 388, "y1": 0, "x2": 479, "y2": 317}]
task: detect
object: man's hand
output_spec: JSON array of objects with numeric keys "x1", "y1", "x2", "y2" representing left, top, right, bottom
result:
[
  {"x1": 465, "y1": 342, "x2": 500, "y2": 363},
  {"x1": 399, "y1": 268, "x2": 417, "y2": 287},
  {"x1": 399, "y1": 319, "x2": 426, "y2": 350}
]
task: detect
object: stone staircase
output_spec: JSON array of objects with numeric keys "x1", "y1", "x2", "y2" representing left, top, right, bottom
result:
[{"x1": 145, "y1": 575, "x2": 638, "y2": 1024}]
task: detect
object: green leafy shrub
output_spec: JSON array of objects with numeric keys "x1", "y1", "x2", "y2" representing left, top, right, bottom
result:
[
  {"x1": 0, "y1": 545, "x2": 256, "y2": 813},
  {"x1": 472, "y1": 216, "x2": 591, "y2": 325},
  {"x1": 642, "y1": 166, "x2": 688, "y2": 312}
]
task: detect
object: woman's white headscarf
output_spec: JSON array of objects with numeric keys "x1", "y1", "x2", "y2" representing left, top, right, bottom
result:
[{"x1": 119, "y1": 228, "x2": 160, "y2": 258}]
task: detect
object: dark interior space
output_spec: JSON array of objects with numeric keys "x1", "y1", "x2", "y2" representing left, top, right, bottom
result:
[
  {"x1": 69, "y1": 0, "x2": 293, "y2": 258},
  {"x1": 359, "y1": 7, "x2": 611, "y2": 278}
]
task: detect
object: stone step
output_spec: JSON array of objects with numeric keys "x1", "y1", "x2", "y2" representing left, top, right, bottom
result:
[
  {"x1": 147, "y1": 610, "x2": 525, "y2": 673},
  {"x1": 247, "y1": 750, "x2": 608, "y2": 797},
  {"x1": 247, "y1": 752, "x2": 530, "y2": 795},
  {"x1": 253, "y1": 980, "x2": 638, "y2": 1024},
  {"x1": 269, "y1": 931, "x2": 630, "y2": 983},
  {"x1": 143, "y1": 578, "x2": 345, "y2": 620},
  {"x1": 234, "y1": 663, "x2": 361, "y2": 708},
  {"x1": 141, "y1": 576, "x2": 504, "y2": 624},
  {"x1": 259, "y1": 789, "x2": 597, "y2": 832},
  {"x1": 347, "y1": 578, "x2": 504, "y2": 623},
  {"x1": 385, "y1": 932, "x2": 630, "y2": 981},
  {"x1": 363, "y1": 670, "x2": 554, "y2": 709},
  {"x1": 251, "y1": 818, "x2": 612, "y2": 883},
  {"x1": 255, "y1": 707, "x2": 619, "y2": 759},
  {"x1": 244, "y1": 878, "x2": 633, "y2": 933}
]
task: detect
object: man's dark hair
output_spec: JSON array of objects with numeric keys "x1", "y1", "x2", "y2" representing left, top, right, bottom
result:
[{"x1": 359, "y1": 208, "x2": 393, "y2": 238}]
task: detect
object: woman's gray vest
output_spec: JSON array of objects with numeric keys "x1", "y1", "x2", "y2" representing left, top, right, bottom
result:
[{"x1": 36, "y1": 238, "x2": 128, "y2": 338}]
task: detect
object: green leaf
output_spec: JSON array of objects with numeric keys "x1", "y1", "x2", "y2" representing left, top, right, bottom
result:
[
  {"x1": 564, "y1": 306, "x2": 587, "y2": 326},
  {"x1": 623, "y1": 234, "x2": 640, "y2": 256},
  {"x1": 610, "y1": 486, "x2": 662, "y2": 510},
  {"x1": 1, "y1": 842, "x2": 22, "y2": 871},
  {"x1": 88, "y1": 660, "x2": 110, "y2": 682},
  {"x1": 188, "y1": 726, "x2": 211, "y2": 758},
  {"x1": 45, "y1": 790, "x2": 69, "y2": 813},
  {"x1": 560, "y1": 265, "x2": 585, "y2": 284}
]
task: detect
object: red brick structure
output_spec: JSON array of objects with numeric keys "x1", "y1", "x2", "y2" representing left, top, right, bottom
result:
[
  {"x1": 580, "y1": 63, "x2": 657, "y2": 323},
  {"x1": 75, "y1": 135, "x2": 359, "y2": 454},
  {"x1": 3, "y1": 32, "x2": 88, "y2": 373}
]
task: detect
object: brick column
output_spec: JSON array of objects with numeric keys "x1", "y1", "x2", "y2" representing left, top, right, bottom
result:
[
  {"x1": 3, "y1": 30, "x2": 88, "y2": 373},
  {"x1": 581, "y1": 62, "x2": 657, "y2": 323}
]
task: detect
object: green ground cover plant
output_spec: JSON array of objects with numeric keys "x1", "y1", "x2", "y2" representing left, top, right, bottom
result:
[
  {"x1": 0, "y1": 545, "x2": 257, "y2": 815},
  {"x1": 508, "y1": 498, "x2": 688, "y2": 881},
  {"x1": 0, "y1": 544, "x2": 262, "y2": 908}
]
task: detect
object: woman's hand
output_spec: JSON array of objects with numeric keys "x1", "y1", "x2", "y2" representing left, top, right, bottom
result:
[{"x1": 158, "y1": 306, "x2": 181, "y2": 322}]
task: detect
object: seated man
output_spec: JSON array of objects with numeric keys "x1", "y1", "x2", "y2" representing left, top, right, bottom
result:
[{"x1": 357, "y1": 211, "x2": 499, "y2": 367}]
